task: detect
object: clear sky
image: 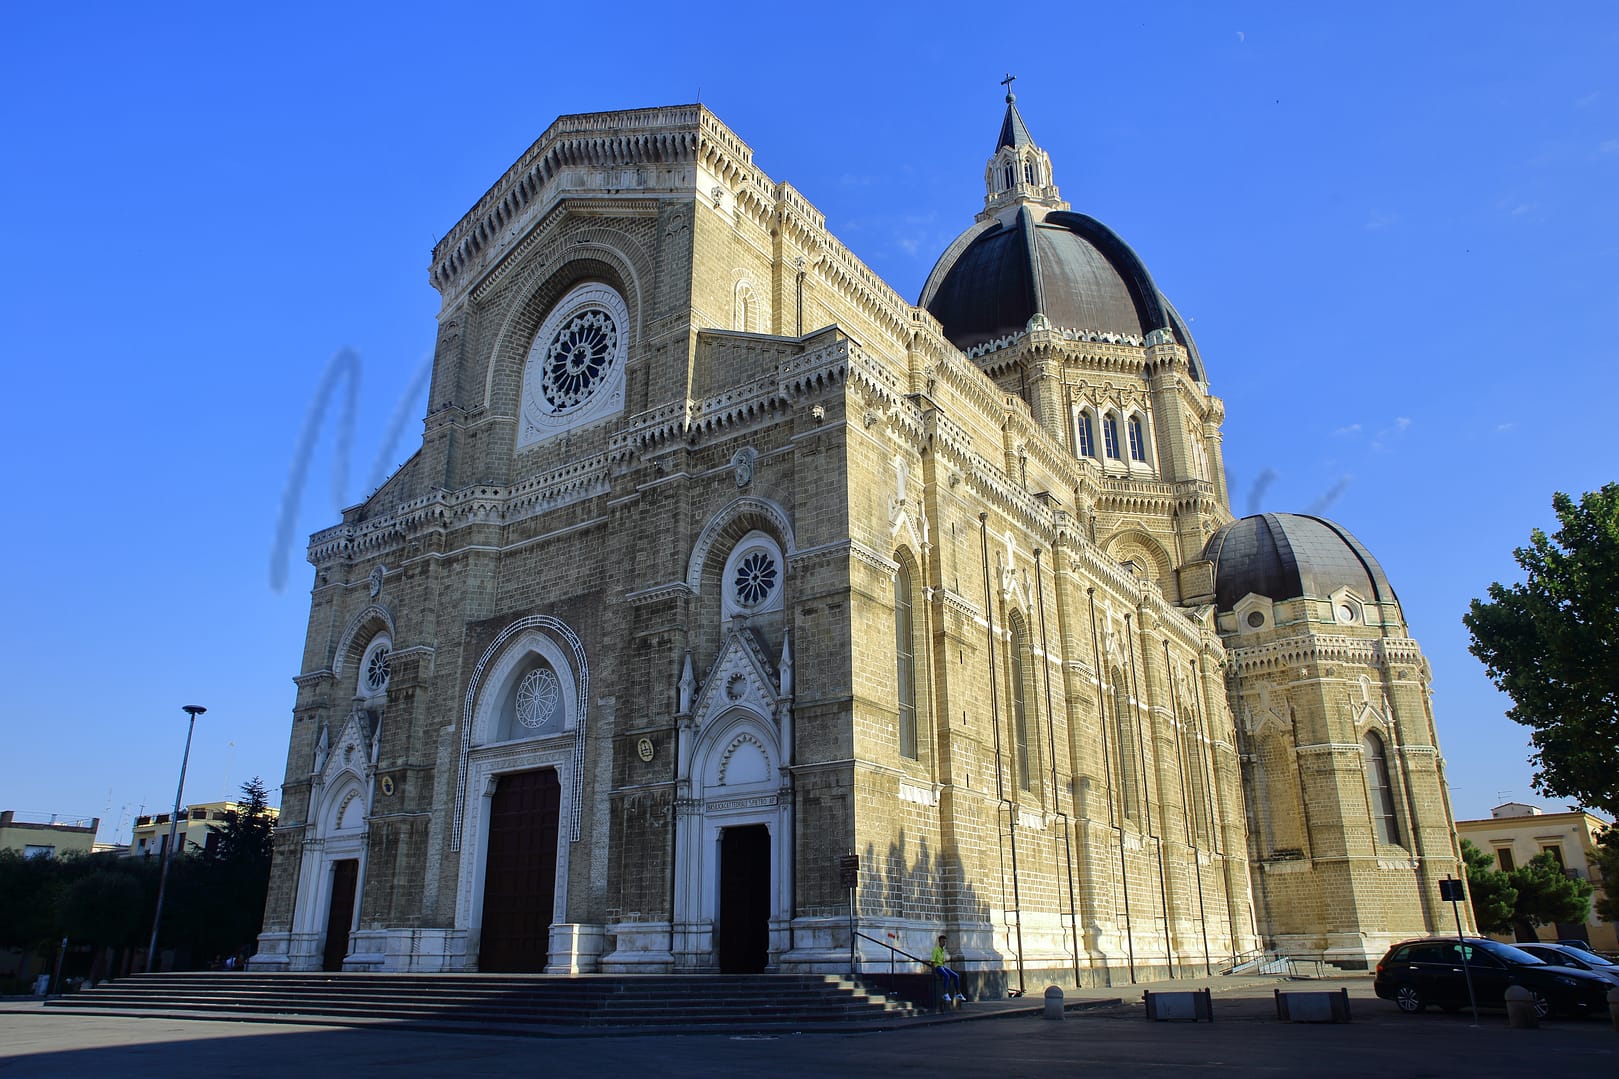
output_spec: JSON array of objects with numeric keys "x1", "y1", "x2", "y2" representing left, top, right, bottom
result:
[{"x1": 3, "y1": 4, "x2": 1615, "y2": 842}]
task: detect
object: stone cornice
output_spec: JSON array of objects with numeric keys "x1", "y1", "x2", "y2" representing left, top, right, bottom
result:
[
  {"x1": 625, "y1": 582, "x2": 694, "y2": 607},
  {"x1": 432, "y1": 106, "x2": 706, "y2": 296},
  {"x1": 1224, "y1": 634, "x2": 1426, "y2": 678}
]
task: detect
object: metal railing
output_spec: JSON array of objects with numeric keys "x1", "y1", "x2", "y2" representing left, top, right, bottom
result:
[{"x1": 1218, "y1": 948, "x2": 1332, "y2": 979}]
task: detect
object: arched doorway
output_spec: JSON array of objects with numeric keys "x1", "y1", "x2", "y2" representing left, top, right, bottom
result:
[
  {"x1": 478, "y1": 769, "x2": 561, "y2": 972},
  {"x1": 718, "y1": 823, "x2": 771, "y2": 972}
]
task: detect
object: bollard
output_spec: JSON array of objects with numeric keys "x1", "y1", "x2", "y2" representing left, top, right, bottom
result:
[
  {"x1": 1504, "y1": 985, "x2": 1538, "y2": 1029},
  {"x1": 1608, "y1": 987, "x2": 1619, "y2": 1032},
  {"x1": 1044, "y1": 985, "x2": 1064, "y2": 1020}
]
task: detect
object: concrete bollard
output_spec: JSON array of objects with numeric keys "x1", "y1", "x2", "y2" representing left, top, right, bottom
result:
[
  {"x1": 1608, "y1": 987, "x2": 1619, "y2": 1032},
  {"x1": 1044, "y1": 985, "x2": 1064, "y2": 1020},
  {"x1": 1504, "y1": 985, "x2": 1538, "y2": 1029}
]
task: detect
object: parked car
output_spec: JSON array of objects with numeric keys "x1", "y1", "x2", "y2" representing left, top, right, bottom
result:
[
  {"x1": 1374, "y1": 937, "x2": 1612, "y2": 1018},
  {"x1": 1517, "y1": 942, "x2": 1619, "y2": 986},
  {"x1": 1557, "y1": 938, "x2": 1619, "y2": 962}
]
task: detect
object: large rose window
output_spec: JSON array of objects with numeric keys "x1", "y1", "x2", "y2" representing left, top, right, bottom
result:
[{"x1": 541, "y1": 309, "x2": 618, "y2": 413}]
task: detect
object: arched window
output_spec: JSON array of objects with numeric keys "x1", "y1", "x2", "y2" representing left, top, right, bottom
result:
[
  {"x1": 1023, "y1": 161, "x2": 1035, "y2": 184},
  {"x1": 895, "y1": 562, "x2": 918, "y2": 760},
  {"x1": 1002, "y1": 163, "x2": 1015, "y2": 190},
  {"x1": 1363, "y1": 731, "x2": 1402, "y2": 845},
  {"x1": 1102, "y1": 413, "x2": 1122, "y2": 460},
  {"x1": 1127, "y1": 414, "x2": 1149, "y2": 462},
  {"x1": 1076, "y1": 410, "x2": 1096, "y2": 458},
  {"x1": 1111, "y1": 667, "x2": 1140, "y2": 821},
  {"x1": 1011, "y1": 621, "x2": 1032, "y2": 791}
]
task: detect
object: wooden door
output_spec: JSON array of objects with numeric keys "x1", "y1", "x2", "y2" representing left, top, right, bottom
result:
[
  {"x1": 478, "y1": 769, "x2": 561, "y2": 972},
  {"x1": 322, "y1": 859, "x2": 358, "y2": 972}
]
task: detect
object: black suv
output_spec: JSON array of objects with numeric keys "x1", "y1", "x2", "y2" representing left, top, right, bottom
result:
[{"x1": 1374, "y1": 937, "x2": 1611, "y2": 1018}]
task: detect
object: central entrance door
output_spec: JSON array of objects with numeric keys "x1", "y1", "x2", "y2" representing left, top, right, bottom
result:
[
  {"x1": 479, "y1": 769, "x2": 561, "y2": 972},
  {"x1": 718, "y1": 824, "x2": 770, "y2": 973},
  {"x1": 322, "y1": 859, "x2": 358, "y2": 972}
]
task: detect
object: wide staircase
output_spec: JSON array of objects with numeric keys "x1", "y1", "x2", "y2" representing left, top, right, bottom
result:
[{"x1": 43, "y1": 972, "x2": 922, "y2": 1035}]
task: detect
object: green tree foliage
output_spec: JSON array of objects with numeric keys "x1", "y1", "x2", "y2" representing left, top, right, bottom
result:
[
  {"x1": 0, "y1": 850, "x2": 71, "y2": 956},
  {"x1": 1464, "y1": 484, "x2": 1619, "y2": 819},
  {"x1": 61, "y1": 869, "x2": 148, "y2": 949},
  {"x1": 1459, "y1": 839, "x2": 1517, "y2": 934},
  {"x1": 1507, "y1": 850, "x2": 1593, "y2": 939},
  {"x1": 163, "y1": 777, "x2": 278, "y2": 962},
  {"x1": 1592, "y1": 829, "x2": 1619, "y2": 925},
  {"x1": 212, "y1": 776, "x2": 276, "y2": 870}
]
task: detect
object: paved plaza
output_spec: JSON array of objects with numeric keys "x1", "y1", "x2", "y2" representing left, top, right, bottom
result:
[{"x1": 2, "y1": 977, "x2": 1614, "y2": 1078}]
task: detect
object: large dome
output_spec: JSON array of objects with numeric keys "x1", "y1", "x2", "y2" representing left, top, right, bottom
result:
[
  {"x1": 1201, "y1": 513, "x2": 1398, "y2": 613},
  {"x1": 918, "y1": 97, "x2": 1201, "y2": 378}
]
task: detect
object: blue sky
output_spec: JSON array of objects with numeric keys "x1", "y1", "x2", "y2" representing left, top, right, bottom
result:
[{"x1": 3, "y1": 4, "x2": 1615, "y2": 841}]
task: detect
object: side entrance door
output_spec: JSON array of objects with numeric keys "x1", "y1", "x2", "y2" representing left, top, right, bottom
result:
[
  {"x1": 322, "y1": 859, "x2": 358, "y2": 972},
  {"x1": 717, "y1": 824, "x2": 770, "y2": 973}
]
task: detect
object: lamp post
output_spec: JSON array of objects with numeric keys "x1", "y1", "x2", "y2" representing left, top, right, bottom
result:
[{"x1": 146, "y1": 705, "x2": 206, "y2": 973}]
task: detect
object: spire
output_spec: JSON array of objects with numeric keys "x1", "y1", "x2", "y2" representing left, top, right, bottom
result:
[
  {"x1": 980, "y1": 77, "x2": 1066, "y2": 220},
  {"x1": 996, "y1": 73, "x2": 1035, "y2": 151}
]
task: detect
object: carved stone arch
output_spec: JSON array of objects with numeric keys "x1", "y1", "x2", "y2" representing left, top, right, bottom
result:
[
  {"x1": 453, "y1": 615, "x2": 590, "y2": 850},
  {"x1": 323, "y1": 771, "x2": 369, "y2": 836},
  {"x1": 715, "y1": 729, "x2": 773, "y2": 787},
  {"x1": 481, "y1": 237, "x2": 649, "y2": 416},
  {"x1": 333, "y1": 604, "x2": 396, "y2": 678},
  {"x1": 686, "y1": 496, "x2": 796, "y2": 594},
  {"x1": 1102, "y1": 528, "x2": 1173, "y2": 588}
]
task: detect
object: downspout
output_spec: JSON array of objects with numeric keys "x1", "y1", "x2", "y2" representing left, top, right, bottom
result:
[
  {"x1": 1089, "y1": 588, "x2": 1133, "y2": 983},
  {"x1": 980, "y1": 514, "x2": 1025, "y2": 994},
  {"x1": 1126, "y1": 612, "x2": 1174, "y2": 979},
  {"x1": 1166, "y1": 641, "x2": 1212, "y2": 974},
  {"x1": 1035, "y1": 549, "x2": 1081, "y2": 987}
]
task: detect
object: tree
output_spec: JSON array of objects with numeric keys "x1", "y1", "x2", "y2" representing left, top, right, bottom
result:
[
  {"x1": 1459, "y1": 839, "x2": 1516, "y2": 934},
  {"x1": 1506, "y1": 850, "x2": 1592, "y2": 940},
  {"x1": 212, "y1": 776, "x2": 276, "y2": 869},
  {"x1": 1464, "y1": 484, "x2": 1619, "y2": 820},
  {"x1": 1592, "y1": 829, "x2": 1619, "y2": 925}
]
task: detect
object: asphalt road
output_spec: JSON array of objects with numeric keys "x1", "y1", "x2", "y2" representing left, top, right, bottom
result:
[{"x1": 1, "y1": 982, "x2": 1614, "y2": 1078}]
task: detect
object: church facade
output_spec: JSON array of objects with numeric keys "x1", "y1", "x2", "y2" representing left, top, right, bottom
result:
[{"x1": 254, "y1": 97, "x2": 1465, "y2": 985}]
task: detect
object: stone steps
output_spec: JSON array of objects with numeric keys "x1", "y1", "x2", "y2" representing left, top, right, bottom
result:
[{"x1": 45, "y1": 972, "x2": 921, "y2": 1033}]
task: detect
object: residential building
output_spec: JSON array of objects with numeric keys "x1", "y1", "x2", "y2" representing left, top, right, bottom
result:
[{"x1": 1456, "y1": 803, "x2": 1615, "y2": 951}]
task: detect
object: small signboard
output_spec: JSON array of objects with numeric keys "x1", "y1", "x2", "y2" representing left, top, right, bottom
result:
[
  {"x1": 1439, "y1": 878, "x2": 1465, "y2": 902},
  {"x1": 838, "y1": 854, "x2": 860, "y2": 889}
]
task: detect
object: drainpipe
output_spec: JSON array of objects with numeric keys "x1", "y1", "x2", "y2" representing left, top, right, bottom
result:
[
  {"x1": 1166, "y1": 640, "x2": 1212, "y2": 974},
  {"x1": 979, "y1": 513, "x2": 1025, "y2": 995},
  {"x1": 1126, "y1": 612, "x2": 1174, "y2": 979},
  {"x1": 1089, "y1": 589, "x2": 1133, "y2": 983},
  {"x1": 1035, "y1": 549, "x2": 1082, "y2": 987}
]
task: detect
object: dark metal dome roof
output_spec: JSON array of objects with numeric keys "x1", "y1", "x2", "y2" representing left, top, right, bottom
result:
[
  {"x1": 1202, "y1": 513, "x2": 1398, "y2": 613},
  {"x1": 918, "y1": 94, "x2": 1203, "y2": 379}
]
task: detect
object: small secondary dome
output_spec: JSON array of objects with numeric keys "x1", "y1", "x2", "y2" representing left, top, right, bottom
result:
[
  {"x1": 1201, "y1": 513, "x2": 1398, "y2": 613},
  {"x1": 919, "y1": 94, "x2": 1201, "y2": 378}
]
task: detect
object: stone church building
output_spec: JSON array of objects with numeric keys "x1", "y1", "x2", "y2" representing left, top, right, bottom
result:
[{"x1": 254, "y1": 94, "x2": 1465, "y2": 985}]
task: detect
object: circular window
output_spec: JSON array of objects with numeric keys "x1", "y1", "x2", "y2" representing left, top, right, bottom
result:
[
  {"x1": 1246, "y1": 611, "x2": 1265, "y2": 629},
  {"x1": 541, "y1": 308, "x2": 617, "y2": 413},
  {"x1": 520, "y1": 282, "x2": 630, "y2": 442},
  {"x1": 364, "y1": 647, "x2": 391, "y2": 693},
  {"x1": 516, "y1": 666, "x2": 561, "y2": 730},
  {"x1": 734, "y1": 550, "x2": 779, "y2": 607},
  {"x1": 1337, "y1": 602, "x2": 1358, "y2": 624},
  {"x1": 720, "y1": 530, "x2": 786, "y2": 617}
]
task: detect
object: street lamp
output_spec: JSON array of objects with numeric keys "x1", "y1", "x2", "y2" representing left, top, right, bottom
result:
[{"x1": 146, "y1": 704, "x2": 206, "y2": 973}]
